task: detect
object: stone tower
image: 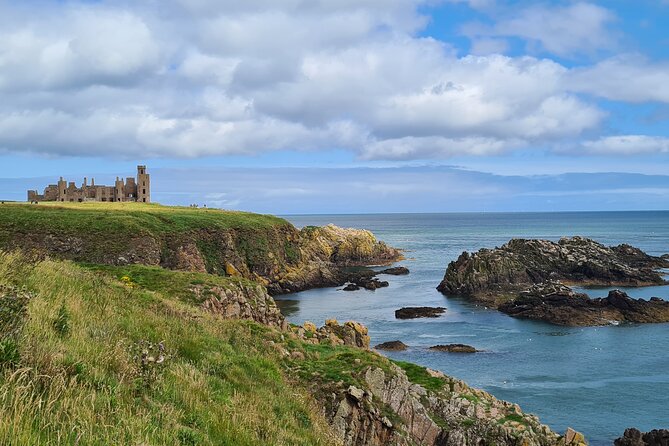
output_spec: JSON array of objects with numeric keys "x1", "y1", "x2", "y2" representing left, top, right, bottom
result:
[
  {"x1": 136, "y1": 165, "x2": 150, "y2": 203},
  {"x1": 57, "y1": 177, "x2": 67, "y2": 202},
  {"x1": 115, "y1": 177, "x2": 124, "y2": 202}
]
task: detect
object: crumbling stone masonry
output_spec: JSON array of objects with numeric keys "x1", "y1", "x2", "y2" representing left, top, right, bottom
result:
[{"x1": 28, "y1": 165, "x2": 151, "y2": 203}]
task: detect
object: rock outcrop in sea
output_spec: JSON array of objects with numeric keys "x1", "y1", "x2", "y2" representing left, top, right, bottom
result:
[
  {"x1": 395, "y1": 306, "x2": 446, "y2": 319},
  {"x1": 429, "y1": 344, "x2": 479, "y2": 353},
  {"x1": 437, "y1": 237, "x2": 669, "y2": 326},
  {"x1": 374, "y1": 340, "x2": 408, "y2": 351},
  {"x1": 615, "y1": 428, "x2": 669, "y2": 446},
  {"x1": 498, "y1": 282, "x2": 669, "y2": 326},
  {"x1": 438, "y1": 237, "x2": 668, "y2": 303}
]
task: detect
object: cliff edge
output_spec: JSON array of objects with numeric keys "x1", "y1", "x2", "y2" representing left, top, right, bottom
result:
[{"x1": 0, "y1": 203, "x2": 402, "y2": 295}]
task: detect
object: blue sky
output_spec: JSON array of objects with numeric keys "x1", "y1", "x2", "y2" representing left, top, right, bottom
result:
[{"x1": 0, "y1": 0, "x2": 668, "y2": 212}]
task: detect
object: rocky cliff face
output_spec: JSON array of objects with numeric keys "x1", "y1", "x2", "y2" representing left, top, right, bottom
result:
[
  {"x1": 197, "y1": 281, "x2": 287, "y2": 329},
  {"x1": 438, "y1": 237, "x2": 668, "y2": 304},
  {"x1": 267, "y1": 224, "x2": 403, "y2": 294},
  {"x1": 321, "y1": 363, "x2": 583, "y2": 446}
]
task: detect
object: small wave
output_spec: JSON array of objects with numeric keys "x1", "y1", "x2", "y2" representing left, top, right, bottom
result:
[
  {"x1": 535, "y1": 331, "x2": 573, "y2": 337},
  {"x1": 417, "y1": 333, "x2": 477, "y2": 338}
]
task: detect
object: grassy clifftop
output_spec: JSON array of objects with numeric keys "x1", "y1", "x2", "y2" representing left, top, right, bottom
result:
[
  {"x1": 0, "y1": 202, "x2": 288, "y2": 232},
  {"x1": 0, "y1": 203, "x2": 401, "y2": 294}
]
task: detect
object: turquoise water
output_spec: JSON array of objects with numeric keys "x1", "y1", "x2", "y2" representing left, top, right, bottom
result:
[{"x1": 275, "y1": 212, "x2": 669, "y2": 445}]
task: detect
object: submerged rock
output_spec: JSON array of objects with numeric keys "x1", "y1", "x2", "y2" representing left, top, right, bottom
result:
[
  {"x1": 374, "y1": 340, "x2": 408, "y2": 351},
  {"x1": 429, "y1": 344, "x2": 478, "y2": 353},
  {"x1": 395, "y1": 306, "x2": 446, "y2": 319},
  {"x1": 438, "y1": 236, "x2": 668, "y2": 304},
  {"x1": 343, "y1": 283, "x2": 361, "y2": 291}
]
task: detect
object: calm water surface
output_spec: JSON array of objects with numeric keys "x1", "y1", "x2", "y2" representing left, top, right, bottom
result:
[{"x1": 276, "y1": 212, "x2": 669, "y2": 445}]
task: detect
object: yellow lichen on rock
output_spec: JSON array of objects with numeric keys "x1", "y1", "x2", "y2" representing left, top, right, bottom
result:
[
  {"x1": 303, "y1": 321, "x2": 317, "y2": 333},
  {"x1": 225, "y1": 262, "x2": 240, "y2": 277}
]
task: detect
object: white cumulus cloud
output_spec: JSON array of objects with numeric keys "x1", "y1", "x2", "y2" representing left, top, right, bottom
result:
[{"x1": 0, "y1": 0, "x2": 662, "y2": 162}]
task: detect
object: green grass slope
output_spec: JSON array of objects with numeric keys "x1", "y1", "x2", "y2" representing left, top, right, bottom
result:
[{"x1": 0, "y1": 251, "x2": 337, "y2": 445}]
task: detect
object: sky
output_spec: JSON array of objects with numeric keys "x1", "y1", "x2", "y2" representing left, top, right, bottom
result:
[{"x1": 0, "y1": 0, "x2": 668, "y2": 212}]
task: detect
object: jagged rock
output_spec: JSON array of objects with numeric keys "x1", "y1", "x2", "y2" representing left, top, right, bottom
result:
[
  {"x1": 379, "y1": 267, "x2": 410, "y2": 276},
  {"x1": 347, "y1": 386, "x2": 365, "y2": 402},
  {"x1": 498, "y1": 282, "x2": 669, "y2": 326},
  {"x1": 616, "y1": 428, "x2": 646, "y2": 446},
  {"x1": 293, "y1": 319, "x2": 371, "y2": 349},
  {"x1": 173, "y1": 243, "x2": 207, "y2": 272},
  {"x1": 395, "y1": 307, "x2": 446, "y2": 319},
  {"x1": 339, "y1": 268, "x2": 399, "y2": 292},
  {"x1": 564, "y1": 427, "x2": 587, "y2": 445},
  {"x1": 273, "y1": 224, "x2": 403, "y2": 294},
  {"x1": 303, "y1": 321, "x2": 317, "y2": 332},
  {"x1": 429, "y1": 344, "x2": 478, "y2": 353},
  {"x1": 224, "y1": 261, "x2": 240, "y2": 277},
  {"x1": 438, "y1": 237, "x2": 668, "y2": 304},
  {"x1": 374, "y1": 340, "x2": 408, "y2": 351},
  {"x1": 615, "y1": 428, "x2": 669, "y2": 446},
  {"x1": 325, "y1": 362, "x2": 565, "y2": 446},
  {"x1": 198, "y1": 282, "x2": 285, "y2": 328}
]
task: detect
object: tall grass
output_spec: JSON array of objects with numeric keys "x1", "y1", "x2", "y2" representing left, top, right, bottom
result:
[{"x1": 0, "y1": 252, "x2": 336, "y2": 445}]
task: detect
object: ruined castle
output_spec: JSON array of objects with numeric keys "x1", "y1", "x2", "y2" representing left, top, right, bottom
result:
[{"x1": 28, "y1": 166, "x2": 150, "y2": 203}]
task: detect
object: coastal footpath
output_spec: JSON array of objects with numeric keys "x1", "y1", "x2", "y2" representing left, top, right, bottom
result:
[
  {"x1": 438, "y1": 237, "x2": 669, "y2": 326},
  {"x1": 0, "y1": 202, "x2": 587, "y2": 445}
]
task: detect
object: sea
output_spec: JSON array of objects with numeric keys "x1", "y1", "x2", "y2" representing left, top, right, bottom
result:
[{"x1": 275, "y1": 212, "x2": 669, "y2": 445}]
